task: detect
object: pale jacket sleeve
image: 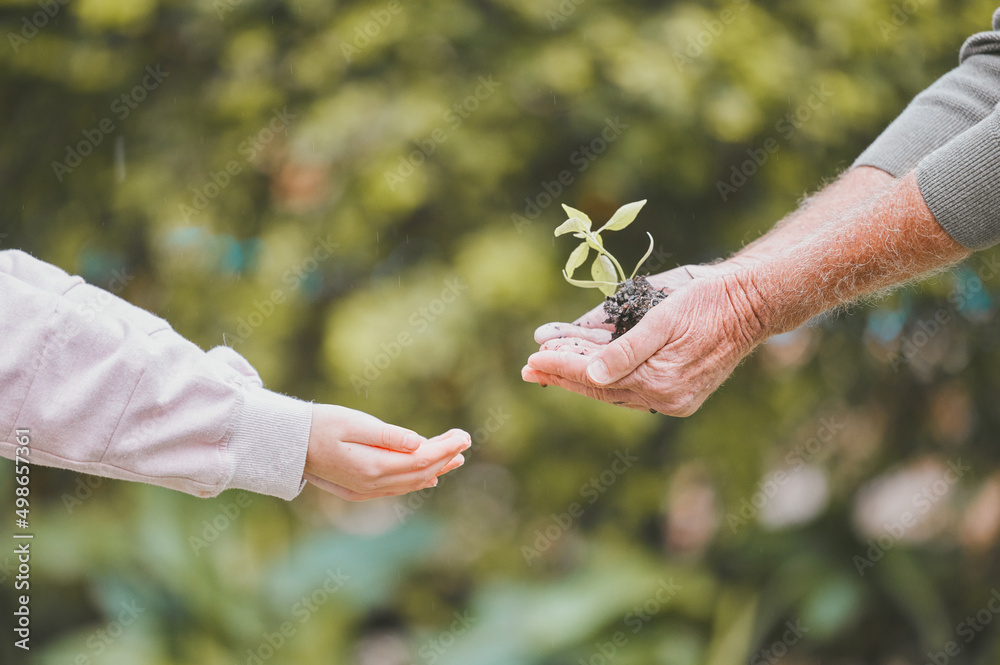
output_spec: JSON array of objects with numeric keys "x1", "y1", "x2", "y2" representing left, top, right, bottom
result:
[{"x1": 0, "y1": 249, "x2": 312, "y2": 500}]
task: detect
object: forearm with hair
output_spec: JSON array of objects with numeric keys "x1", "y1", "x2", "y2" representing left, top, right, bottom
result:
[
  {"x1": 737, "y1": 171, "x2": 970, "y2": 336},
  {"x1": 729, "y1": 166, "x2": 897, "y2": 266}
]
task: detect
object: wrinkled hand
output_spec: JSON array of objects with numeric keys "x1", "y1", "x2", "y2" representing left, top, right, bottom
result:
[
  {"x1": 563, "y1": 263, "x2": 741, "y2": 331},
  {"x1": 522, "y1": 266, "x2": 766, "y2": 416},
  {"x1": 304, "y1": 405, "x2": 471, "y2": 501}
]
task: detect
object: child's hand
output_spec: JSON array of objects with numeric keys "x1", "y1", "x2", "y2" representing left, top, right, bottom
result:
[{"x1": 303, "y1": 405, "x2": 471, "y2": 501}]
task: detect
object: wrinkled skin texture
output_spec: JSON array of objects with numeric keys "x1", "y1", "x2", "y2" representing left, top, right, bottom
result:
[
  {"x1": 523, "y1": 170, "x2": 969, "y2": 417},
  {"x1": 523, "y1": 264, "x2": 761, "y2": 416}
]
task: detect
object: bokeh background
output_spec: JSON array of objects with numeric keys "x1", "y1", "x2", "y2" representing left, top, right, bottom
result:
[{"x1": 3, "y1": 0, "x2": 1000, "y2": 663}]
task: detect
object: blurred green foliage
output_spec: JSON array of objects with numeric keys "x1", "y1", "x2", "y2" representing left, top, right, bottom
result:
[{"x1": 3, "y1": 0, "x2": 1000, "y2": 663}]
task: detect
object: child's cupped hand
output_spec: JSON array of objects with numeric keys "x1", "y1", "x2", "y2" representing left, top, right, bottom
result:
[{"x1": 303, "y1": 404, "x2": 471, "y2": 501}]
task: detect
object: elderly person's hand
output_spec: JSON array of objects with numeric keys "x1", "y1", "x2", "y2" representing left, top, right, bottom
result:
[
  {"x1": 523, "y1": 266, "x2": 765, "y2": 416},
  {"x1": 555, "y1": 262, "x2": 741, "y2": 333},
  {"x1": 523, "y1": 171, "x2": 971, "y2": 417}
]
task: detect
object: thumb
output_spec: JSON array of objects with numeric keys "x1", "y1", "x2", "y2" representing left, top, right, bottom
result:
[{"x1": 586, "y1": 308, "x2": 669, "y2": 385}]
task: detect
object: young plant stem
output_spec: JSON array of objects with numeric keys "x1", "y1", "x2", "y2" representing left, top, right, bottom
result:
[
  {"x1": 581, "y1": 229, "x2": 626, "y2": 284},
  {"x1": 629, "y1": 233, "x2": 656, "y2": 280}
]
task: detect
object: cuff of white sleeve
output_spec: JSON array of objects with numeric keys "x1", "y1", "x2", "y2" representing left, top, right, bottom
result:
[{"x1": 225, "y1": 387, "x2": 313, "y2": 500}]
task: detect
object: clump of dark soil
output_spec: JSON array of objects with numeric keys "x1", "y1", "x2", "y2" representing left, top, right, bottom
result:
[{"x1": 603, "y1": 275, "x2": 667, "y2": 340}]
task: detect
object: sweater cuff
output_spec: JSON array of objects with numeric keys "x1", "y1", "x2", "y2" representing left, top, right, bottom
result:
[
  {"x1": 853, "y1": 102, "x2": 983, "y2": 176},
  {"x1": 959, "y1": 11, "x2": 1000, "y2": 60},
  {"x1": 226, "y1": 387, "x2": 313, "y2": 500},
  {"x1": 853, "y1": 56, "x2": 1000, "y2": 176},
  {"x1": 917, "y1": 110, "x2": 1000, "y2": 250}
]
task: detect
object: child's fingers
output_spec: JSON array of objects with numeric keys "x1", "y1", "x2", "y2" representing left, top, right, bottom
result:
[
  {"x1": 304, "y1": 472, "x2": 397, "y2": 501},
  {"x1": 438, "y1": 453, "x2": 467, "y2": 475},
  {"x1": 426, "y1": 428, "x2": 472, "y2": 444},
  {"x1": 308, "y1": 425, "x2": 470, "y2": 498},
  {"x1": 407, "y1": 431, "x2": 469, "y2": 474},
  {"x1": 367, "y1": 433, "x2": 469, "y2": 490},
  {"x1": 377, "y1": 425, "x2": 423, "y2": 453},
  {"x1": 374, "y1": 452, "x2": 466, "y2": 493},
  {"x1": 340, "y1": 409, "x2": 423, "y2": 452}
]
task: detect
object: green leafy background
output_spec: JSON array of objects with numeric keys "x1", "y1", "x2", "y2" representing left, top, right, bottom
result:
[{"x1": 2, "y1": 0, "x2": 1000, "y2": 663}]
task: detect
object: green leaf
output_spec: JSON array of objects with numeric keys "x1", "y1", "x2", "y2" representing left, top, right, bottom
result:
[
  {"x1": 564, "y1": 242, "x2": 590, "y2": 277},
  {"x1": 598, "y1": 199, "x2": 647, "y2": 233},
  {"x1": 577, "y1": 232, "x2": 604, "y2": 252},
  {"x1": 591, "y1": 255, "x2": 619, "y2": 296},
  {"x1": 554, "y1": 217, "x2": 589, "y2": 237},
  {"x1": 562, "y1": 271, "x2": 618, "y2": 291},
  {"x1": 560, "y1": 204, "x2": 592, "y2": 230}
]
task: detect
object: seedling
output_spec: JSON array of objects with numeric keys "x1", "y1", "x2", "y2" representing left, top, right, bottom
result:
[{"x1": 556, "y1": 199, "x2": 666, "y2": 339}]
